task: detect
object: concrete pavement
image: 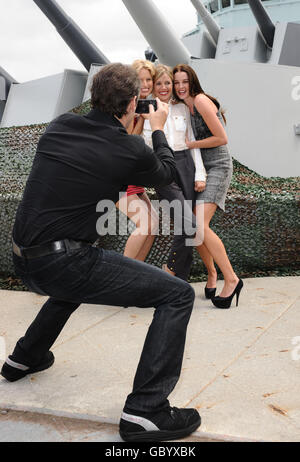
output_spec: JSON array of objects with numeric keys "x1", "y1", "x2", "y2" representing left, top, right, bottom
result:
[{"x1": 0, "y1": 276, "x2": 299, "y2": 442}]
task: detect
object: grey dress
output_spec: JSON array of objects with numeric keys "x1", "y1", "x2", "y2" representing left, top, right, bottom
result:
[{"x1": 191, "y1": 104, "x2": 232, "y2": 211}]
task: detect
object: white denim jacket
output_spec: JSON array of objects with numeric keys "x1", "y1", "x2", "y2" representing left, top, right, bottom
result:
[{"x1": 142, "y1": 102, "x2": 206, "y2": 182}]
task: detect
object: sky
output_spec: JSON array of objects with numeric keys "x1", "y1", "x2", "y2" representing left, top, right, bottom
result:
[{"x1": 1, "y1": 0, "x2": 198, "y2": 83}]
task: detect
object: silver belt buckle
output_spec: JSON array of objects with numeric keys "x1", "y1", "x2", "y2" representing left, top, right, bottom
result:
[{"x1": 53, "y1": 241, "x2": 65, "y2": 252}]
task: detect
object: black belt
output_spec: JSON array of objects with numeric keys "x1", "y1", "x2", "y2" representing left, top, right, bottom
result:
[{"x1": 12, "y1": 239, "x2": 90, "y2": 259}]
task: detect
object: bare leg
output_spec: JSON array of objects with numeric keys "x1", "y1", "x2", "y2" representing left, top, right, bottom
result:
[
  {"x1": 195, "y1": 203, "x2": 238, "y2": 297},
  {"x1": 116, "y1": 193, "x2": 158, "y2": 261},
  {"x1": 135, "y1": 193, "x2": 159, "y2": 261},
  {"x1": 196, "y1": 243, "x2": 217, "y2": 288},
  {"x1": 192, "y1": 203, "x2": 217, "y2": 288}
]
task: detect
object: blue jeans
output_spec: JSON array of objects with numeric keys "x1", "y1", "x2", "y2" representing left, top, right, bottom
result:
[{"x1": 12, "y1": 245, "x2": 195, "y2": 413}]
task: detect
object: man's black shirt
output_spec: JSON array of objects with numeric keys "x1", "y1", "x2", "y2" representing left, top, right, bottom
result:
[{"x1": 13, "y1": 108, "x2": 176, "y2": 246}]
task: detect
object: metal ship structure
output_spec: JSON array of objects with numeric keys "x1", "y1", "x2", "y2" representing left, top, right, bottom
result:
[{"x1": 1, "y1": 0, "x2": 300, "y2": 178}]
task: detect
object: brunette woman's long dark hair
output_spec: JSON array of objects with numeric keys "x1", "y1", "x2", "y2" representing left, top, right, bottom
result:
[{"x1": 172, "y1": 64, "x2": 226, "y2": 124}]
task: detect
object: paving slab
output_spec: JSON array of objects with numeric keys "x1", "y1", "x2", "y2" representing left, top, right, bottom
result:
[{"x1": 0, "y1": 276, "x2": 299, "y2": 442}]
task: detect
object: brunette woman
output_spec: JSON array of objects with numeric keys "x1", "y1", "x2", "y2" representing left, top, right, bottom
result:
[{"x1": 172, "y1": 64, "x2": 243, "y2": 309}]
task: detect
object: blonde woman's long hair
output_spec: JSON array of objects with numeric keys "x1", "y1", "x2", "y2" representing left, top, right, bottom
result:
[
  {"x1": 153, "y1": 64, "x2": 173, "y2": 84},
  {"x1": 132, "y1": 59, "x2": 156, "y2": 79}
]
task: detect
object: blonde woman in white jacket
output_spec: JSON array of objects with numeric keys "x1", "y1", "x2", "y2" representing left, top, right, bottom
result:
[{"x1": 140, "y1": 64, "x2": 206, "y2": 281}]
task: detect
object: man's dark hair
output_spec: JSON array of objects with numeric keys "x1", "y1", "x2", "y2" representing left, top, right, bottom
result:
[{"x1": 91, "y1": 63, "x2": 140, "y2": 118}]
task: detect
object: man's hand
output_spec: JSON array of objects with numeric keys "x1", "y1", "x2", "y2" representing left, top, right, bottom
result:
[
  {"x1": 141, "y1": 112, "x2": 150, "y2": 120},
  {"x1": 149, "y1": 98, "x2": 169, "y2": 132}
]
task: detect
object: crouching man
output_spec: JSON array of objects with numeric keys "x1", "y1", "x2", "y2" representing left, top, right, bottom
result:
[{"x1": 1, "y1": 63, "x2": 200, "y2": 442}]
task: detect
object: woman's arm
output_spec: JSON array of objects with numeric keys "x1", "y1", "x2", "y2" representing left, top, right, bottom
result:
[{"x1": 186, "y1": 94, "x2": 228, "y2": 149}]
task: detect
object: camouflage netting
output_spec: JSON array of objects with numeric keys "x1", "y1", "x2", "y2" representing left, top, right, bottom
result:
[{"x1": 1, "y1": 100, "x2": 299, "y2": 280}]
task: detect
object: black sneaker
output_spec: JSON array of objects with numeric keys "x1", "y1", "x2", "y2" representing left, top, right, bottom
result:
[
  {"x1": 1, "y1": 351, "x2": 55, "y2": 382},
  {"x1": 119, "y1": 406, "x2": 201, "y2": 442}
]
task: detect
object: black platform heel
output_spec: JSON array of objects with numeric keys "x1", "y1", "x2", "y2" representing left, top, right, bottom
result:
[
  {"x1": 212, "y1": 279, "x2": 243, "y2": 309},
  {"x1": 205, "y1": 286, "x2": 216, "y2": 299}
]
